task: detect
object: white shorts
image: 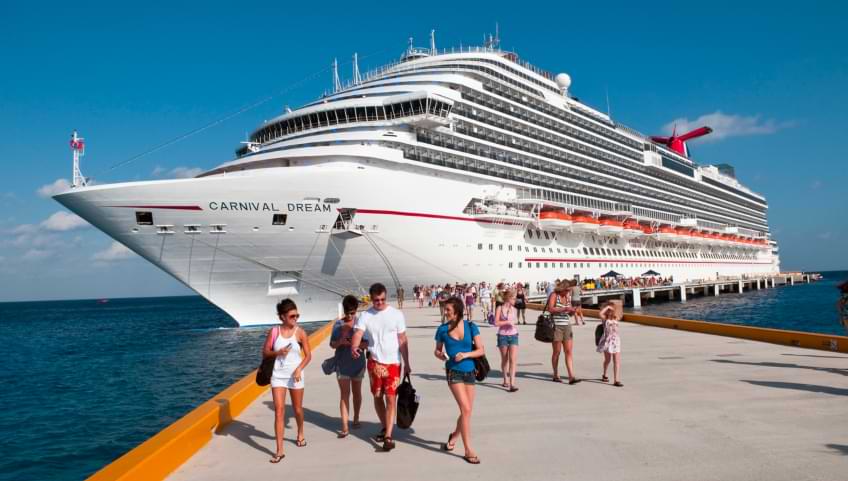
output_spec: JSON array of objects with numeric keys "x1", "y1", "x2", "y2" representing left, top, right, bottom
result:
[{"x1": 271, "y1": 374, "x2": 304, "y2": 390}]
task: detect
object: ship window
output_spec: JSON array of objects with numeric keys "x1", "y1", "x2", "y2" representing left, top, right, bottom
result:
[
  {"x1": 499, "y1": 244, "x2": 503, "y2": 250},
  {"x1": 560, "y1": 263, "x2": 564, "y2": 268},
  {"x1": 543, "y1": 231, "x2": 550, "y2": 240},
  {"x1": 489, "y1": 244, "x2": 493, "y2": 250},
  {"x1": 478, "y1": 243, "x2": 483, "y2": 250},
  {"x1": 272, "y1": 214, "x2": 288, "y2": 225},
  {"x1": 135, "y1": 211, "x2": 153, "y2": 225},
  {"x1": 518, "y1": 262, "x2": 523, "y2": 268},
  {"x1": 536, "y1": 263, "x2": 540, "y2": 268},
  {"x1": 544, "y1": 263, "x2": 548, "y2": 268},
  {"x1": 509, "y1": 262, "x2": 513, "y2": 268},
  {"x1": 509, "y1": 245, "x2": 513, "y2": 251}
]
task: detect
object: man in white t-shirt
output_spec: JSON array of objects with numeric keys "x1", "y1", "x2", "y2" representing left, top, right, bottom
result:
[{"x1": 351, "y1": 283, "x2": 411, "y2": 452}]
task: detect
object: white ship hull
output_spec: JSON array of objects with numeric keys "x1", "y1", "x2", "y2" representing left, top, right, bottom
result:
[{"x1": 56, "y1": 156, "x2": 779, "y2": 326}]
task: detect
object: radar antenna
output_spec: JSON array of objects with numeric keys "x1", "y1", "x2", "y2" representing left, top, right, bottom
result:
[{"x1": 70, "y1": 130, "x2": 87, "y2": 187}]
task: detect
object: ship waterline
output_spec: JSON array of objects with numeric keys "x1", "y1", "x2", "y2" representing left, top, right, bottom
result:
[{"x1": 55, "y1": 41, "x2": 778, "y2": 325}]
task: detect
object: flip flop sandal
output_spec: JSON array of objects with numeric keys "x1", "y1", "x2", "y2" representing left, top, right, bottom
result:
[
  {"x1": 601, "y1": 376, "x2": 609, "y2": 382},
  {"x1": 463, "y1": 455, "x2": 481, "y2": 464},
  {"x1": 509, "y1": 386, "x2": 519, "y2": 393},
  {"x1": 552, "y1": 377, "x2": 563, "y2": 383},
  {"x1": 614, "y1": 381, "x2": 624, "y2": 387},
  {"x1": 441, "y1": 432, "x2": 457, "y2": 451},
  {"x1": 337, "y1": 431, "x2": 349, "y2": 438},
  {"x1": 375, "y1": 429, "x2": 386, "y2": 442},
  {"x1": 382, "y1": 437, "x2": 396, "y2": 451},
  {"x1": 296, "y1": 438, "x2": 307, "y2": 447},
  {"x1": 269, "y1": 454, "x2": 285, "y2": 463},
  {"x1": 502, "y1": 382, "x2": 509, "y2": 388},
  {"x1": 568, "y1": 378, "x2": 582, "y2": 385}
]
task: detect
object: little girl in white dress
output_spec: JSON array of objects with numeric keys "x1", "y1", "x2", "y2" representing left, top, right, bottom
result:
[{"x1": 597, "y1": 302, "x2": 623, "y2": 387}]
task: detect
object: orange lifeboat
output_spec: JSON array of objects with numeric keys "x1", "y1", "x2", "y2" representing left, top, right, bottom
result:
[
  {"x1": 538, "y1": 210, "x2": 572, "y2": 231},
  {"x1": 598, "y1": 218, "x2": 624, "y2": 236},
  {"x1": 653, "y1": 225, "x2": 677, "y2": 242},
  {"x1": 570, "y1": 214, "x2": 600, "y2": 234},
  {"x1": 675, "y1": 227, "x2": 692, "y2": 243},
  {"x1": 621, "y1": 220, "x2": 642, "y2": 239}
]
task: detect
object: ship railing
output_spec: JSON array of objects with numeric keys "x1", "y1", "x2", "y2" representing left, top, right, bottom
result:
[{"x1": 515, "y1": 188, "x2": 632, "y2": 217}]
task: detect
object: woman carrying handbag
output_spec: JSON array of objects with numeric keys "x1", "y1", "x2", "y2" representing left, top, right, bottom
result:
[
  {"x1": 546, "y1": 281, "x2": 580, "y2": 384},
  {"x1": 434, "y1": 297, "x2": 485, "y2": 464}
]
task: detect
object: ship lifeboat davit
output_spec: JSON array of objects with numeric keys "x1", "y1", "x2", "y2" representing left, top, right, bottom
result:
[
  {"x1": 570, "y1": 214, "x2": 600, "y2": 234},
  {"x1": 598, "y1": 218, "x2": 624, "y2": 236},
  {"x1": 538, "y1": 210, "x2": 572, "y2": 231},
  {"x1": 621, "y1": 220, "x2": 643, "y2": 239},
  {"x1": 653, "y1": 225, "x2": 677, "y2": 242}
]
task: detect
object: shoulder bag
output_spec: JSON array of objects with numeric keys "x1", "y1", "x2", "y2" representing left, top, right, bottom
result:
[
  {"x1": 469, "y1": 321, "x2": 490, "y2": 381},
  {"x1": 256, "y1": 326, "x2": 280, "y2": 386},
  {"x1": 534, "y1": 296, "x2": 555, "y2": 343}
]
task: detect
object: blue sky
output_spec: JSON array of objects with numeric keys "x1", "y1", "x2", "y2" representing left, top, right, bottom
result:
[{"x1": 1, "y1": 1, "x2": 845, "y2": 301}]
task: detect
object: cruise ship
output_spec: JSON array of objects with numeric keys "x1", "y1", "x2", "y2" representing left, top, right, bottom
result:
[{"x1": 55, "y1": 33, "x2": 780, "y2": 326}]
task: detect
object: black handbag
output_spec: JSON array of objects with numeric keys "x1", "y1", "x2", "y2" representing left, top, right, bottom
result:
[
  {"x1": 256, "y1": 327, "x2": 279, "y2": 386},
  {"x1": 396, "y1": 374, "x2": 419, "y2": 429},
  {"x1": 534, "y1": 298, "x2": 555, "y2": 343},
  {"x1": 472, "y1": 346, "x2": 490, "y2": 381},
  {"x1": 595, "y1": 322, "x2": 605, "y2": 347}
]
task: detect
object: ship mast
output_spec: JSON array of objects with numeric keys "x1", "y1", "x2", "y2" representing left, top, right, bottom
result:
[{"x1": 70, "y1": 130, "x2": 87, "y2": 187}]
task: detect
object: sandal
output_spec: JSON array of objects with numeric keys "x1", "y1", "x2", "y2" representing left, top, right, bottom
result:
[
  {"x1": 552, "y1": 377, "x2": 563, "y2": 383},
  {"x1": 568, "y1": 378, "x2": 582, "y2": 385},
  {"x1": 463, "y1": 455, "x2": 481, "y2": 464},
  {"x1": 296, "y1": 438, "x2": 307, "y2": 447},
  {"x1": 509, "y1": 386, "x2": 519, "y2": 393},
  {"x1": 502, "y1": 382, "x2": 509, "y2": 388},
  {"x1": 614, "y1": 381, "x2": 624, "y2": 387},
  {"x1": 382, "y1": 437, "x2": 396, "y2": 451},
  {"x1": 601, "y1": 376, "x2": 609, "y2": 383},
  {"x1": 441, "y1": 432, "x2": 457, "y2": 451},
  {"x1": 337, "y1": 431, "x2": 349, "y2": 438},
  {"x1": 269, "y1": 454, "x2": 285, "y2": 463},
  {"x1": 375, "y1": 429, "x2": 386, "y2": 442}
]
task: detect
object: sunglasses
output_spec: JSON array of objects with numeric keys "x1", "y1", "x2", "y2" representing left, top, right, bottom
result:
[{"x1": 284, "y1": 313, "x2": 300, "y2": 319}]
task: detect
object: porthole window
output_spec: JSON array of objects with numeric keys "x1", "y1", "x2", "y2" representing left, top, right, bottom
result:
[{"x1": 272, "y1": 214, "x2": 288, "y2": 226}]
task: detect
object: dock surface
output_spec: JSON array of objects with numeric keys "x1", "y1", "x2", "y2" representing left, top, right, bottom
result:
[{"x1": 169, "y1": 308, "x2": 846, "y2": 481}]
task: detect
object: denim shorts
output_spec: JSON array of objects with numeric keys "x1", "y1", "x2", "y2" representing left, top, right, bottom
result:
[
  {"x1": 446, "y1": 369, "x2": 476, "y2": 385},
  {"x1": 497, "y1": 333, "x2": 519, "y2": 347}
]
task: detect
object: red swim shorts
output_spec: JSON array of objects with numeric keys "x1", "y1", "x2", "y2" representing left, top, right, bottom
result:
[{"x1": 367, "y1": 358, "x2": 401, "y2": 396}]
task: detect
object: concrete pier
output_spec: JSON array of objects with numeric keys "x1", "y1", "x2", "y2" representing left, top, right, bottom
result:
[{"x1": 169, "y1": 308, "x2": 847, "y2": 481}]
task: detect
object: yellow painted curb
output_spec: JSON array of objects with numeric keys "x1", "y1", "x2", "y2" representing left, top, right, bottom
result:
[
  {"x1": 527, "y1": 303, "x2": 848, "y2": 353},
  {"x1": 87, "y1": 321, "x2": 334, "y2": 481}
]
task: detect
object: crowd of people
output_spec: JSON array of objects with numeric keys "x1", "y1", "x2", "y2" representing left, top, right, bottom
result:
[
  {"x1": 261, "y1": 279, "x2": 623, "y2": 465},
  {"x1": 579, "y1": 275, "x2": 675, "y2": 290}
]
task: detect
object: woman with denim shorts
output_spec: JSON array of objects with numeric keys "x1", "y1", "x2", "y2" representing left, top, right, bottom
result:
[
  {"x1": 495, "y1": 289, "x2": 519, "y2": 392},
  {"x1": 434, "y1": 297, "x2": 485, "y2": 464},
  {"x1": 329, "y1": 295, "x2": 370, "y2": 438}
]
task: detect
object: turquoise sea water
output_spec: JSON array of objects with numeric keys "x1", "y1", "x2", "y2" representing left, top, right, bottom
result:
[
  {"x1": 0, "y1": 297, "x2": 323, "y2": 481},
  {"x1": 0, "y1": 271, "x2": 845, "y2": 481},
  {"x1": 634, "y1": 270, "x2": 848, "y2": 336}
]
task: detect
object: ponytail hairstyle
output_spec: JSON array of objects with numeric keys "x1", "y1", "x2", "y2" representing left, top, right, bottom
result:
[{"x1": 445, "y1": 296, "x2": 465, "y2": 331}]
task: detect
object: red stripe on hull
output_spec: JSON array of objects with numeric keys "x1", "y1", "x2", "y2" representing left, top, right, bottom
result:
[
  {"x1": 524, "y1": 258, "x2": 771, "y2": 266},
  {"x1": 355, "y1": 208, "x2": 524, "y2": 225}
]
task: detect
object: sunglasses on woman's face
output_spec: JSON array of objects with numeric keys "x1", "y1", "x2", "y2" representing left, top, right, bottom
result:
[{"x1": 287, "y1": 313, "x2": 300, "y2": 320}]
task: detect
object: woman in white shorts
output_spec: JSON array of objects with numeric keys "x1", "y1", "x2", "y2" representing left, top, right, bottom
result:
[{"x1": 263, "y1": 298, "x2": 312, "y2": 463}]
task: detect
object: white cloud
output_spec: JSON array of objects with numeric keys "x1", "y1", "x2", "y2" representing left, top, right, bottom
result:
[
  {"x1": 662, "y1": 111, "x2": 795, "y2": 143},
  {"x1": 152, "y1": 166, "x2": 203, "y2": 179},
  {"x1": 92, "y1": 242, "x2": 135, "y2": 262},
  {"x1": 37, "y1": 178, "x2": 71, "y2": 198},
  {"x1": 40, "y1": 211, "x2": 89, "y2": 231},
  {"x1": 22, "y1": 249, "x2": 53, "y2": 261}
]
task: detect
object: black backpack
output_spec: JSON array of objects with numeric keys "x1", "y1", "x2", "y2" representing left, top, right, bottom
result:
[{"x1": 396, "y1": 374, "x2": 419, "y2": 429}]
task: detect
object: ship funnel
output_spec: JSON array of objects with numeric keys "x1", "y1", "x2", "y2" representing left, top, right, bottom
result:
[{"x1": 650, "y1": 126, "x2": 713, "y2": 157}]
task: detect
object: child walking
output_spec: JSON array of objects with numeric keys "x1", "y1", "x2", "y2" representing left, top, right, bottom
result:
[{"x1": 597, "y1": 301, "x2": 623, "y2": 387}]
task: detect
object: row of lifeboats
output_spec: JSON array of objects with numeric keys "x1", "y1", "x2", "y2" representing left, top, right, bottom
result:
[{"x1": 538, "y1": 211, "x2": 769, "y2": 248}]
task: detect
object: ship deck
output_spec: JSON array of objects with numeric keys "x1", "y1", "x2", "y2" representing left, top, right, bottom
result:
[{"x1": 168, "y1": 308, "x2": 846, "y2": 481}]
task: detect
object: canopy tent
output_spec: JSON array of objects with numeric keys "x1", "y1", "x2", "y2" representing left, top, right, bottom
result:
[
  {"x1": 641, "y1": 270, "x2": 661, "y2": 277},
  {"x1": 600, "y1": 270, "x2": 623, "y2": 278}
]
